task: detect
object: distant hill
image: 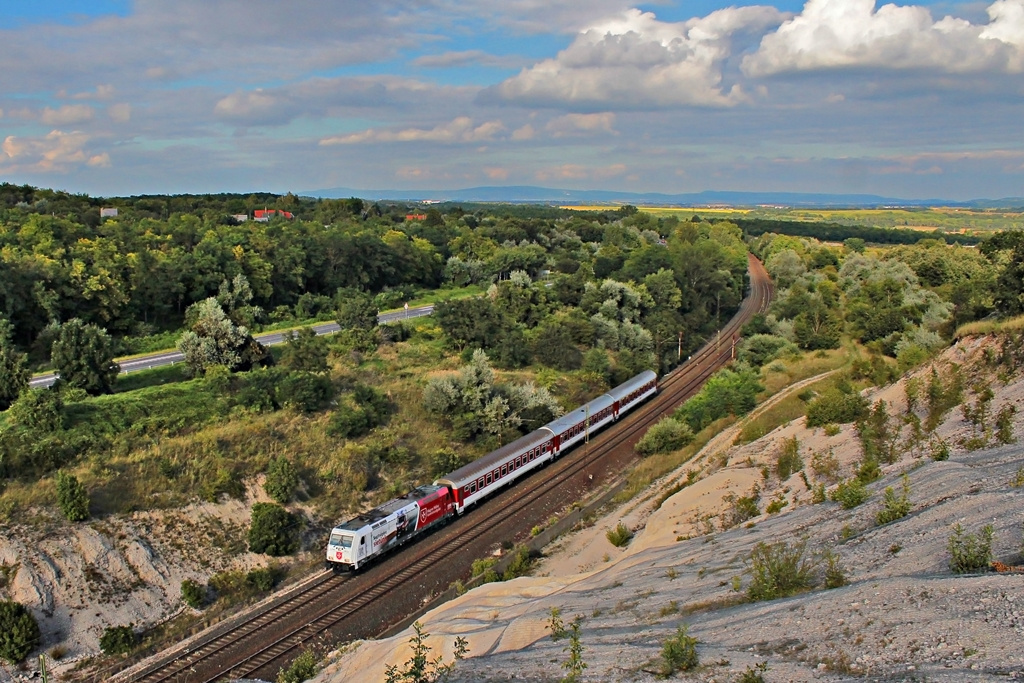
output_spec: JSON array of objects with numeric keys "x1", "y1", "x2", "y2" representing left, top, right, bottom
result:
[{"x1": 301, "y1": 185, "x2": 1024, "y2": 209}]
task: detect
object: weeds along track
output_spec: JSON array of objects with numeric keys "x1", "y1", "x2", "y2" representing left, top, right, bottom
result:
[{"x1": 108, "y1": 255, "x2": 773, "y2": 683}]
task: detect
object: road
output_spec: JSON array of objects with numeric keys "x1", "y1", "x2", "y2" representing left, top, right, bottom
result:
[{"x1": 28, "y1": 304, "x2": 436, "y2": 389}]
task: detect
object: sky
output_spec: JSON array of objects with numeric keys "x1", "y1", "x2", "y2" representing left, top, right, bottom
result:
[{"x1": 1, "y1": 0, "x2": 1022, "y2": 200}]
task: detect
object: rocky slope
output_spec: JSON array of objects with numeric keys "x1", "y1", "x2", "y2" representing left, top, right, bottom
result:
[
  {"x1": 0, "y1": 482, "x2": 303, "y2": 677},
  {"x1": 316, "y1": 336, "x2": 1024, "y2": 682}
]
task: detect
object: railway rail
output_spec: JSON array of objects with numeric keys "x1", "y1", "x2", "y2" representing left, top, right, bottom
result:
[{"x1": 104, "y1": 254, "x2": 772, "y2": 683}]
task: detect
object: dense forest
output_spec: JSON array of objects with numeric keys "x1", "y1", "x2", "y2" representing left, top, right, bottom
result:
[
  {"x1": 728, "y1": 217, "x2": 983, "y2": 246},
  {"x1": 0, "y1": 184, "x2": 752, "y2": 487}
]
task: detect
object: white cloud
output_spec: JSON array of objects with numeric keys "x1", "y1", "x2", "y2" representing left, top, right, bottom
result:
[
  {"x1": 743, "y1": 0, "x2": 1024, "y2": 76},
  {"x1": 491, "y1": 7, "x2": 786, "y2": 109},
  {"x1": 108, "y1": 103, "x2": 132, "y2": 123},
  {"x1": 214, "y1": 90, "x2": 282, "y2": 122},
  {"x1": 40, "y1": 104, "x2": 95, "y2": 126},
  {"x1": 412, "y1": 50, "x2": 523, "y2": 69},
  {"x1": 545, "y1": 113, "x2": 618, "y2": 137},
  {"x1": 534, "y1": 163, "x2": 628, "y2": 182},
  {"x1": 484, "y1": 167, "x2": 510, "y2": 180},
  {"x1": 321, "y1": 117, "x2": 505, "y2": 145},
  {"x1": 511, "y1": 124, "x2": 536, "y2": 141},
  {"x1": 66, "y1": 84, "x2": 115, "y2": 100},
  {"x1": 2, "y1": 130, "x2": 105, "y2": 172},
  {"x1": 433, "y1": 0, "x2": 635, "y2": 34}
]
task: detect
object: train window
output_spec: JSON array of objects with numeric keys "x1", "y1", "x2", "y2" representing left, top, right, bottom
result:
[
  {"x1": 469, "y1": 483, "x2": 476, "y2": 493},
  {"x1": 478, "y1": 478, "x2": 484, "y2": 489},
  {"x1": 486, "y1": 474, "x2": 492, "y2": 485},
  {"x1": 515, "y1": 457, "x2": 521, "y2": 468},
  {"x1": 501, "y1": 465, "x2": 507, "y2": 476}
]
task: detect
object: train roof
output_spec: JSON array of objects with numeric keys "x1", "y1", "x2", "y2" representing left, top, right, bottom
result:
[
  {"x1": 434, "y1": 428, "x2": 551, "y2": 488},
  {"x1": 434, "y1": 371, "x2": 658, "y2": 489},
  {"x1": 333, "y1": 485, "x2": 443, "y2": 531},
  {"x1": 606, "y1": 370, "x2": 657, "y2": 401},
  {"x1": 545, "y1": 393, "x2": 615, "y2": 433}
]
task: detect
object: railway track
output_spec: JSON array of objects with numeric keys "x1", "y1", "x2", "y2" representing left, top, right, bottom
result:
[{"x1": 105, "y1": 254, "x2": 773, "y2": 683}]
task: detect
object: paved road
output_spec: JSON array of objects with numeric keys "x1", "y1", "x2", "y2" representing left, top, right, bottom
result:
[{"x1": 28, "y1": 304, "x2": 436, "y2": 389}]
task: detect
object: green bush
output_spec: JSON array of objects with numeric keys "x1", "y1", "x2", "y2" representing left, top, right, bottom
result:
[
  {"x1": 996, "y1": 405, "x2": 1017, "y2": 445},
  {"x1": 248, "y1": 503, "x2": 301, "y2": 556},
  {"x1": 181, "y1": 579, "x2": 205, "y2": 609},
  {"x1": 471, "y1": 556, "x2": 498, "y2": 578},
  {"x1": 55, "y1": 471, "x2": 90, "y2": 522},
  {"x1": 7, "y1": 387, "x2": 66, "y2": 433},
  {"x1": 0, "y1": 600, "x2": 40, "y2": 664},
  {"x1": 811, "y1": 483, "x2": 827, "y2": 504},
  {"x1": 660, "y1": 624, "x2": 699, "y2": 675},
  {"x1": 775, "y1": 436, "x2": 803, "y2": 480},
  {"x1": 948, "y1": 523, "x2": 994, "y2": 574},
  {"x1": 328, "y1": 384, "x2": 392, "y2": 439},
  {"x1": 327, "y1": 403, "x2": 374, "y2": 439},
  {"x1": 561, "y1": 617, "x2": 587, "y2": 683},
  {"x1": 548, "y1": 606, "x2": 566, "y2": 641},
  {"x1": 821, "y1": 548, "x2": 848, "y2": 589},
  {"x1": 606, "y1": 523, "x2": 633, "y2": 548},
  {"x1": 747, "y1": 540, "x2": 817, "y2": 601},
  {"x1": 99, "y1": 624, "x2": 136, "y2": 656},
  {"x1": 384, "y1": 622, "x2": 468, "y2": 683},
  {"x1": 675, "y1": 365, "x2": 763, "y2": 432},
  {"x1": 831, "y1": 478, "x2": 869, "y2": 510},
  {"x1": 277, "y1": 648, "x2": 319, "y2": 683},
  {"x1": 246, "y1": 566, "x2": 278, "y2": 592},
  {"x1": 876, "y1": 475, "x2": 911, "y2": 525},
  {"x1": 806, "y1": 386, "x2": 869, "y2": 428},
  {"x1": 278, "y1": 372, "x2": 335, "y2": 413},
  {"x1": 737, "y1": 662, "x2": 770, "y2": 683},
  {"x1": 737, "y1": 334, "x2": 798, "y2": 367},
  {"x1": 635, "y1": 417, "x2": 694, "y2": 456},
  {"x1": 810, "y1": 448, "x2": 841, "y2": 482},
  {"x1": 502, "y1": 545, "x2": 537, "y2": 581},
  {"x1": 721, "y1": 486, "x2": 761, "y2": 529},
  {"x1": 264, "y1": 456, "x2": 300, "y2": 504}
]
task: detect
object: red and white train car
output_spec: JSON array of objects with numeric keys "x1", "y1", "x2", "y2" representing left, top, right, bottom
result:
[
  {"x1": 434, "y1": 370, "x2": 657, "y2": 514},
  {"x1": 324, "y1": 370, "x2": 658, "y2": 572},
  {"x1": 326, "y1": 484, "x2": 454, "y2": 571}
]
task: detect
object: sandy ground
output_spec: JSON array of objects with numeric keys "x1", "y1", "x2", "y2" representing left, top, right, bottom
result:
[{"x1": 315, "y1": 335, "x2": 1024, "y2": 683}]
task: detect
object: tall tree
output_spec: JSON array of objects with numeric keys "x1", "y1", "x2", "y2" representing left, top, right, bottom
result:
[
  {"x1": 178, "y1": 298, "x2": 271, "y2": 377},
  {"x1": 335, "y1": 287, "x2": 379, "y2": 330},
  {"x1": 0, "y1": 319, "x2": 29, "y2": 410},
  {"x1": 51, "y1": 319, "x2": 120, "y2": 394}
]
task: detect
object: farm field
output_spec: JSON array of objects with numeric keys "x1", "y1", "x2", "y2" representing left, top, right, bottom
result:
[{"x1": 565, "y1": 204, "x2": 1024, "y2": 233}]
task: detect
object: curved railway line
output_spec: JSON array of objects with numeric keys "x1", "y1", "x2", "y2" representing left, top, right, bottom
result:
[{"x1": 103, "y1": 254, "x2": 772, "y2": 683}]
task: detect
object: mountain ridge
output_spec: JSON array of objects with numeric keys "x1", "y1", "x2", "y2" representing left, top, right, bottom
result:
[{"x1": 302, "y1": 185, "x2": 1024, "y2": 208}]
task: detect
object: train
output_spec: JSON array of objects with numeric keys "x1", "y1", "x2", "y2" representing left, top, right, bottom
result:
[{"x1": 325, "y1": 369, "x2": 658, "y2": 572}]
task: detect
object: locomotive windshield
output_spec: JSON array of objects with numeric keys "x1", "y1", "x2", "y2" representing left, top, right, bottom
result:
[{"x1": 330, "y1": 532, "x2": 353, "y2": 548}]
